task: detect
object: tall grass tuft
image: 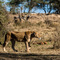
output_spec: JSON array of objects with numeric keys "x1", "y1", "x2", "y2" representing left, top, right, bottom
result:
[{"x1": 53, "y1": 26, "x2": 60, "y2": 49}]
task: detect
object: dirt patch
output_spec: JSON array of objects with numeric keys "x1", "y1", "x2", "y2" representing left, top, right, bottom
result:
[{"x1": 0, "y1": 52, "x2": 60, "y2": 60}]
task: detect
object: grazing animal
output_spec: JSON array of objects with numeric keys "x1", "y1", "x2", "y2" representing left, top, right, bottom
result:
[{"x1": 3, "y1": 31, "x2": 41, "y2": 52}]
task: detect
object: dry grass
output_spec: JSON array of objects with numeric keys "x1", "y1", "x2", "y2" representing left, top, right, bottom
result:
[
  {"x1": 53, "y1": 37, "x2": 60, "y2": 49},
  {"x1": 0, "y1": 13, "x2": 60, "y2": 54},
  {"x1": 53, "y1": 25, "x2": 60, "y2": 49}
]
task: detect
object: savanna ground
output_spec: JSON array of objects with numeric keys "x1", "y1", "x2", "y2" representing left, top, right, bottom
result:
[{"x1": 0, "y1": 13, "x2": 60, "y2": 60}]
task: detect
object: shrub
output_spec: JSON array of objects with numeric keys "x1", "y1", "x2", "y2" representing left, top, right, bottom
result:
[
  {"x1": 53, "y1": 36, "x2": 60, "y2": 49},
  {"x1": 0, "y1": 5, "x2": 8, "y2": 43},
  {"x1": 14, "y1": 21, "x2": 33, "y2": 28},
  {"x1": 44, "y1": 19, "x2": 54, "y2": 27},
  {"x1": 37, "y1": 21, "x2": 42, "y2": 26},
  {"x1": 53, "y1": 26, "x2": 60, "y2": 49},
  {"x1": 0, "y1": 7, "x2": 8, "y2": 23}
]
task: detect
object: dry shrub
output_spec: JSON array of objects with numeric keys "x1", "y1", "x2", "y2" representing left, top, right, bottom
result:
[
  {"x1": 44, "y1": 19, "x2": 54, "y2": 27},
  {"x1": 0, "y1": 7, "x2": 8, "y2": 23},
  {"x1": 0, "y1": 6, "x2": 8, "y2": 43},
  {"x1": 37, "y1": 21, "x2": 42, "y2": 26},
  {"x1": 53, "y1": 26, "x2": 60, "y2": 49},
  {"x1": 36, "y1": 21, "x2": 45, "y2": 27},
  {"x1": 14, "y1": 21, "x2": 33, "y2": 28},
  {"x1": 53, "y1": 36, "x2": 60, "y2": 49}
]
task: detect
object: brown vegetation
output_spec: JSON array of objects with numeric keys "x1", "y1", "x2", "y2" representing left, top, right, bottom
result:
[{"x1": 0, "y1": 13, "x2": 60, "y2": 54}]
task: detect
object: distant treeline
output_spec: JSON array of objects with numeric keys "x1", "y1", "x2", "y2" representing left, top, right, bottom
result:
[
  {"x1": 0, "y1": 0, "x2": 60, "y2": 14},
  {"x1": 5, "y1": 0, "x2": 60, "y2": 14}
]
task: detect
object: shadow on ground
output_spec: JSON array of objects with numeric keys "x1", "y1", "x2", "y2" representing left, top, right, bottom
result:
[{"x1": 0, "y1": 52, "x2": 60, "y2": 60}]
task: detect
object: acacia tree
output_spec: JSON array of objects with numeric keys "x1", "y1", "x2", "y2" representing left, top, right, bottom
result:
[
  {"x1": 26, "y1": 0, "x2": 37, "y2": 13},
  {"x1": 27, "y1": 0, "x2": 51, "y2": 14},
  {"x1": 8, "y1": 0, "x2": 25, "y2": 22},
  {"x1": 8, "y1": 0, "x2": 60, "y2": 14},
  {"x1": 8, "y1": 0, "x2": 49, "y2": 13},
  {"x1": 9, "y1": 0, "x2": 24, "y2": 13},
  {"x1": 50, "y1": 0, "x2": 60, "y2": 14}
]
